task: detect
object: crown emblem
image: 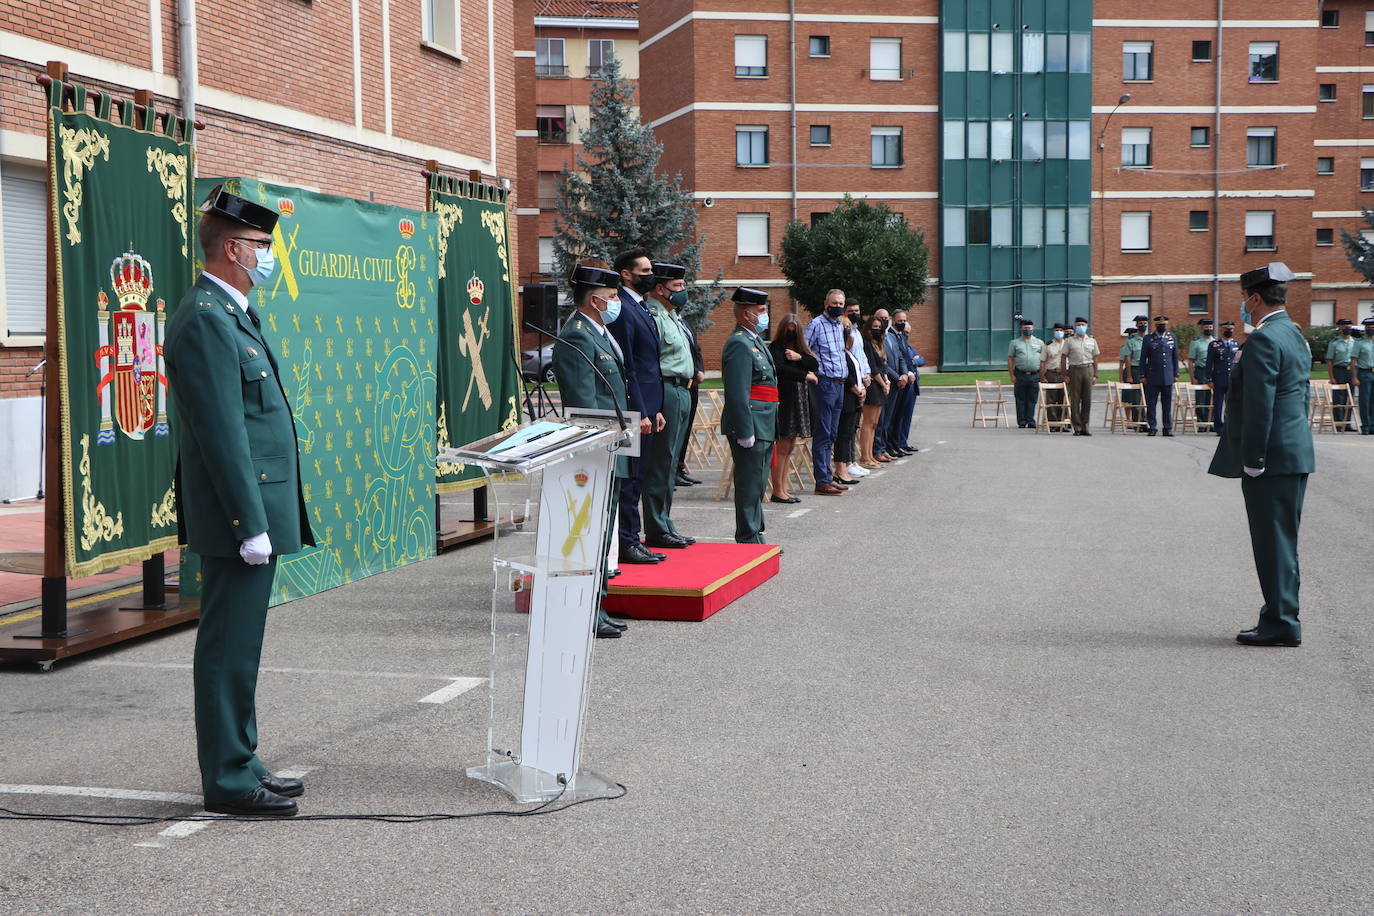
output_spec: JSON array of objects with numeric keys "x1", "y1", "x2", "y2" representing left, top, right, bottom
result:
[
  {"x1": 277, "y1": 198, "x2": 295, "y2": 217},
  {"x1": 573, "y1": 471, "x2": 589, "y2": 487},
  {"x1": 398, "y1": 218, "x2": 416, "y2": 239},
  {"x1": 467, "y1": 273, "x2": 485, "y2": 305},
  {"x1": 110, "y1": 251, "x2": 154, "y2": 310}
]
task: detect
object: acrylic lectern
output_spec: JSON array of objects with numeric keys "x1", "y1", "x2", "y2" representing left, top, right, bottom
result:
[{"x1": 439, "y1": 416, "x2": 630, "y2": 803}]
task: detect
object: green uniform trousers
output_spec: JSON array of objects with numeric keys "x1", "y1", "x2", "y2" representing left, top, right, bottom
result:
[
  {"x1": 728, "y1": 437, "x2": 773, "y2": 544},
  {"x1": 1241, "y1": 473, "x2": 1307, "y2": 642},
  {"x1": 195, "y1": 555, "x2": 277, "y2": 804},
  {"x1": 643, "y1": 382, "x2": 690, "y2": 541}
]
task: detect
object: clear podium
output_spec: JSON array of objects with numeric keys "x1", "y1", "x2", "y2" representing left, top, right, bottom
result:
[{"x1": 439, "y1": 416, "x2": 631, "y2": 803}]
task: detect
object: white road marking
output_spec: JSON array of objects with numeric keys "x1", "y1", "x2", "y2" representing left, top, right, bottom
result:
[
  {"x1": 418, "y1": 677, "x2": 487, "y2": 705},
  {"x1": 785, "y1": 507, "x2": 812, "y2": 518},
  {"x1": 94, "y1": 660, "x2": 469, "y2": 682},
  {"x1": 894, "y1": 459, "x2": 909, "y2": 465},
  {"x1": 140, "y1": 767, "x2": 317, "y2": 849},
  {"x1": 0, "y1": 784, "x2": 201, "y2": 805}
]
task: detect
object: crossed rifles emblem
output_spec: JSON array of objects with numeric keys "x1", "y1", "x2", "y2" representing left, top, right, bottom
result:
[{"x1": 458, "y1": 304, "x2": 493, "y2": 410}]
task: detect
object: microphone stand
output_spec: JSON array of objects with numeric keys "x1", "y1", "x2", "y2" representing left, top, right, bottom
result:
[
  {"x1": 3, "y1": 358, "x2": 47, "y2": 504},
  {"x1": 524, "y1": 321, "x2": 629, "y2": 432}
]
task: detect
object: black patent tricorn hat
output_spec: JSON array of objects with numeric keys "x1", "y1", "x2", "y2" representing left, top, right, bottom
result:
[
  {"x1": 731, "y1": 287, "x2": 768, "y2": 305},
  {"x1": 198, "y1": 185, "x2": 278, "y2": 233},
  {"x1": 569, "y1": 264, "x2": 622, "y2": 289}
]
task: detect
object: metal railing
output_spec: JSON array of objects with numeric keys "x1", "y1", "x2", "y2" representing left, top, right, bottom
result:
[{"x1": 536, "y1": 64, "x2": 570, "y2": 78}]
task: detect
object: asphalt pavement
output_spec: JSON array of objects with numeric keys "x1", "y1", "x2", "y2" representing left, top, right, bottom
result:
[{"x1": 2, "y1": 395, "x2": 1372, "y2": 915}]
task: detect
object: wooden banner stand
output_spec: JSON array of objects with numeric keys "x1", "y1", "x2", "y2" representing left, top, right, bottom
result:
[{"x1": 0, "y1": 65, "x2": 199, "y2": 670}]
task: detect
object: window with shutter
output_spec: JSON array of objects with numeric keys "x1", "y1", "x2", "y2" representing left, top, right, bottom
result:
[
  {"x1": 735, "y1": 36, "x2": 767, "y2": 77},
  {"x1": 1, "y1": 165, "x2": 47, "y2": 337},
  {"x1": 1244, "y1": 210, "x2": 1275, "y2": 250},
  {"x1": 737, "y1": 213, "x2": 770, "y2": 256},
  {"x1": 1121, "y1": 127, "x2": 1151, "y2": 167},
  {"x1": 869, "y1": 38, "x2": 903, "y2": 80},
  {"x1": 1121, "y1": 212, "x2": 1151, "y2": 251}
]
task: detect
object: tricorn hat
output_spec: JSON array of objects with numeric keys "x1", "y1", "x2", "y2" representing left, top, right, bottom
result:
[
  {"x1": 569, "y1": 264, "x2": 622, "y2": 289},
  {"x1": 651, "y1": 261, "x2": 687, "y2": 281},
  {"x1": 1239, "y1": 261, "x2": 1296, "y2": 291},
  {"x1": 731, "y1": 287, "x2": 768, "y2": 305},
  {"x1": 1152, "y1": 315, "x2": 1170, "y2": 322},
  {"x1": 198, "y1": 185, "x2": 279, "y2": 233},
  {"x1": 1133, "y1": 315, "x2": 1149, "y2": 322},
  {"x1": 1337, "y1": 318, "x2": 1354, "y2": 326},
  {"x1": 1199, "y1": 318, "x2": 1215, "y2": 327},
  {"x1": 1073, "y1": 317, "x2": 1089, "y2": 325}
]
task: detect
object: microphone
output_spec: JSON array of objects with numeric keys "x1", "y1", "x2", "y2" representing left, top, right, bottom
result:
[{"x1": 524, "y1": 321, "x2": 628, "y2": 431}]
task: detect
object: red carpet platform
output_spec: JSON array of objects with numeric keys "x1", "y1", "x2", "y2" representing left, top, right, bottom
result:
[{"x1": 603, "y1": 542, "x2": 780, "y2": 622}]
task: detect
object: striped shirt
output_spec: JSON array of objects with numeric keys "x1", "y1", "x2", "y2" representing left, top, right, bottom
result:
[{"x1": 805, "y1": 313, "x2": 847, "y2": 377}]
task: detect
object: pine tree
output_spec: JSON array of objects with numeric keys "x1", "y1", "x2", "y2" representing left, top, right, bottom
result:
[
  {"x1": 553, "y1": 57, "x2": 723, "y2": 329},
  {"x1": 1341, "y1": 208, "x2": 1374, "y2": 286}
]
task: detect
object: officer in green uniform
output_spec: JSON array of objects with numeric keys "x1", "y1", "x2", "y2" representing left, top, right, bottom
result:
[
  {"x1": 641, "y1": 262, "x2": 697, "y2": 550},
  {"x1": 720, "y1": 288, "x2": 777, "y2": 544},
  {"x1": 164, "y1": 187, "x2": 314, "y2": 816},
  {"x1": 1188, "y1": 318, "x2": 1214, "y2": 425},
  {"x1": 1006, "y1": 319, "x2": 1044, "y2": 428},
  {"x1": 1208, "y1": 262, "x2": 1314, "y2": 647},
  {"x1": 1354, "y1": 317, "x2": 1374, "y2": 434},
  {"x1": 551, "y1": 264, "x2": 633, "y2": 639},
  {"x1": 1120, "y1": 320, "x2": 1146, "y2": 423},
  {"x1": 1326, "y1": 318, "x2": 1357, "y2": 431}
]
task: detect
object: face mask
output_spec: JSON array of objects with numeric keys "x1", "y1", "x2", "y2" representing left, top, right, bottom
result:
[
  {"x1": 846, "y1": 312, "x2": 860, "y2": 323},
  {"x1": 594, "y1": 295, "x2": 621, "y2": 324},
  {"x1": 895, "y1": 321, "x2": 908, "y2": 332},
  {"x1": 1053, "y1": 330, "x2": 1064, "y2": 340},
  {"x1": 870, "y1": 328, "x2": 884, "y2": 339},
  {"x1": 667, "y1": 289, "x2": 689, "y2": 308},
  {"x1": 1155, "y1": 324, "x2": 1167, "y2": 333},
  {"x1": 236, "y1": 240, "x2": 275, "y2": 286},
  {"x1": 826, "y1": 304, "x2": 844, "y2": 318},
  {"x1": 1136, "y1": 324, "x2": 1147, "y2": 332},
  {"x1": 754, "y1": 311, "x2": 770, "y2": 335},
  {"x1": 879, "y1": 318, "x2": 890, "y2": 330},
  {"x1": 1342, "y1": 328, "x2": 1352, "y2": 335},
  {"x1": 1223, "y1": 329, "x2": 1234, "y2": 338},
  {"x1": 1075, "y1": 325, "x2": 1087, "y2": 336},
  {"x1": 632, "y1": 274, "x2": 655, "y2": 295},
  {"x1": 1021, "y1": 328, "x2": 1033, "y2": 336}
]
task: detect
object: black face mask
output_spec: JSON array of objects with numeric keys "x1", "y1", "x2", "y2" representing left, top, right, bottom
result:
[
  {"x1": 895, "y1": 322, "x2": 908, "y2": 332},
  {"x1": 1155, "y1": 324, "x2": 1167, "y2": 333},
  {"x1": 1342, "y1": 328, "x2": 1352, "y2": 335},
  {"x1": 870, "y1": 328, "x2": 884, "y2": 339},
  {"x1": 784, "y1": 330, "x2": 797, "y2": 341},
  {"x1": 631, "y1": 274, "x2": 655, "y2": 294},
  {"x1": 846, "y1": 312, "x2": 861, "y2": 323},
  {"x1": 825, "y1": 305, "x2": 844, "y2": 318},
  {"x1": 1223, "y1": 329, "x2": 1234, "y2": 338}
]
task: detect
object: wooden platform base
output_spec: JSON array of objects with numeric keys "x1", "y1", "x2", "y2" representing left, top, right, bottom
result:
[
  {"x1": 437, "y1": 519, "x2": 498, "y2": 551},
  {"x1": 0, "y1": 588, "x2": 199, "y2": 669}
]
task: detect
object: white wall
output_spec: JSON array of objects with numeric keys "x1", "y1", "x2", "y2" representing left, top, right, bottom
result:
[{"x1": 0, "y1": 396, "x2": 44, "y2": 502}]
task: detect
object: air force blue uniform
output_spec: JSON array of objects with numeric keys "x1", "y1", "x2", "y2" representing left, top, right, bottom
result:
[
  {"x1": 1139, "y1": 330, "x2": 1181, "y2": 433},
  {"x1": 1206, "y1": 335, "x2": 1240, "y2": 436}
]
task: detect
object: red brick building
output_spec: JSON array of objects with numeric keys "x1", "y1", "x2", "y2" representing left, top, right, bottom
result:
[{"x1": 0, "y1": 0, "x2": 517, "y2": 499}]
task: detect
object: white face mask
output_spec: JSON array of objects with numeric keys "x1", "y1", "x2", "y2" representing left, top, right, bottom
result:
[{"x1": 234, "y1": 238, "x2": 275, "y2": 286}]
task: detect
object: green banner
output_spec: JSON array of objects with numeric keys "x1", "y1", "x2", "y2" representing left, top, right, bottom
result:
[
  {"x1": 48, "y1": 81, "x2": 194, "y2": 578},
  {"x1": 196, "y1": 178, "x2": 439, "y2": 604},
  {"x1": 429, "y1": 176, "x2": 522, "y2": 492}
]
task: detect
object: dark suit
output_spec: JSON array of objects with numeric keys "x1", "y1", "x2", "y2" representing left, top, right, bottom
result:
[
  {"x1": 164, "y1": 273, "x2": 314, "y2": 806},
  {"x1": 1206, "y1": 337, "x2": 1239, "y2": 436},
  {"x1": 721, "y1": 326, "x2": 777, "y2": 543},
  {"x1": 606, "y1": 289, "x2": 663, "y2": 550},
  {"x1": 881, "y1": 328, "x2": 914, "y2": 453},
  {"x1": 1208, "y1": 309, "x2": 1315, "y2": 642},
  {"x1": 1139, "y1": 331, "x2": 1181, "y2": 432},
  {"x1": 677, "y1": 312, "x2": 704, "y2": 475}
]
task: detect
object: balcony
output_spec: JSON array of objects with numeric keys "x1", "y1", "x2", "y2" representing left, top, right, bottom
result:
[{"x1": 536, "y1": 64, "x2": 570, "y2": 78}]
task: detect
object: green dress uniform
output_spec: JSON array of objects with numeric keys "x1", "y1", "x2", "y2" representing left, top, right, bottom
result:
[
  {"x1": 1208, "y1": 292, "x2": 1315, "y2": 644},
  {"x1": 721, "y1": 322, "x2": 778, "y2": 544},
  {"x1": 551, "y1": 310, "x2": 629, "y2": 622},
  {"x1": 1353, "y1": 328, "x2": 1374, "y2": 433},
  {"x1": 643, "y1": 294, "x2": 694, "y2": 542},
  {"x1": 164, "y1": 273, "x2": 314, "y2": 806},
  {"x1": 1120, "y1": 332, "x2": 1144, "y2": 419},
  {"x1": 1189, "y1": 334, "x2": 1212, "y2": 422},
  {"x1": 1326, "y1": 331, "x2": 1355, "y2": 428}
]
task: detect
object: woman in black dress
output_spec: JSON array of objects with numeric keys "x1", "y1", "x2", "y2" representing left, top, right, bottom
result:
[
  {"x1": 768, "y1": 314, "x2": 818, "y2": 504},
  {"x1": 859, "y1": 315, "x2": 892, "y2": 468},
  {"x1": 833, "y1": 323, "x2": 864, "y2": 485}
]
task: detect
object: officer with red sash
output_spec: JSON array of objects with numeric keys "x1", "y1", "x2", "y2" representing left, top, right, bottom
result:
[{"x1": 720, "y1": 288, "x2": 777, "y2": 544}]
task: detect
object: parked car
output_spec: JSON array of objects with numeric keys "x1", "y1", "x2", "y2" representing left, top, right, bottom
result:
[{"x1": 521, "y1": 343, "x2": 556, "y2": 383}]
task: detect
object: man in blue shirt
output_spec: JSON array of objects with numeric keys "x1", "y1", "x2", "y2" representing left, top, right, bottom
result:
[{"x1": 804, "y1": 289, "x2": 849, "y2": 495}]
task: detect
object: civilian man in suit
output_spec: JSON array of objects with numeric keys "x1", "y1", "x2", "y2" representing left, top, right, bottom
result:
[
  {"x1": 164, "y1": 187, "x2": 314, "y2": 816},
  {"x1": 1139, "y1": 314, "x2": 1181, "y2": 436},
  {"x1": 880, "y1": 309, "x2": 916, "y2": 456},
  {"x1": 1206, "y1": 321, "x2": 1240, "y2": 436},
  {"x1": 552, "y1": 263, "x2": 633, "y2": 639},
  {"x1": 1208, "y1": 262, "x2": 1314, "y2": 647},
  {"x1": 675, "y1": 295, "x2": 706, "y2": 488},
  {"x1": 721, "y1": 288, "x2": 777, "y2": 544},
  {"x1": 607, "y1": 249, "x2": 665, "y2": 566}
]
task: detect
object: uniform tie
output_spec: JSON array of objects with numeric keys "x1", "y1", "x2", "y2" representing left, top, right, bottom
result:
[{"x1": 246, "y1": 304, "x2": 262, "y2": 330}]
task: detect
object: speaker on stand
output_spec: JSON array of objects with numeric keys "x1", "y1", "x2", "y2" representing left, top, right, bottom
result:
[{"x1": 520, "y1": 283, "x2": 561, "y2": 420}]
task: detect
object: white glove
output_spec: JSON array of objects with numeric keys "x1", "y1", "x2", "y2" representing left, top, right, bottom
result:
[
  {"x1": 239, "y1": 531, "x2": 273, "y2": 565},
  {"x1": 1243, "y1": 466, "x2": 1265, "y2": 478},
  {"x1": 736, "y1": 436, "x2": 756, "y2": 449}
]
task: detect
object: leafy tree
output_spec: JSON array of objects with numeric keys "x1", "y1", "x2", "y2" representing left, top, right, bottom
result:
[
  {"x1": 1341, "y1": 208, "x2": 1374, "y2": 287},
  {"x1": 779, "y1": 195, "x2": 930, "y2": 315},
  {"x1": 552, "y1": 57, "x2": 723, "y2": 329}
]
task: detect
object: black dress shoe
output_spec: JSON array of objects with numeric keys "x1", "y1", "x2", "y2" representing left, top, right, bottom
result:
[
  {"x1": 596, "y1": 621, "x2": 623, "y2": 638},
  {"x1": 769, "y1": 495, "x2": 801, "y2": 504},
  {"x1": 678, "y1": 472, "x2": 702, "y2": 485},
  {"x1": 675, "y1": 474, "x2": 696, "y2": 487},
  {"x1": 834, "y1": 477, "x2": 859, "y2": 485},
  {"x1": 605, "y1": 617, "x2": 628, "y2": 630},
  {"x1": 645, "y1": 533, "x2": 692, "y2": 549},
  {"x1": 259, "y1": 772, "x2": 304, "y2": 799},
  {"x1": 621, "y1": 543, "x2": 661, "y2": 564},
  {"x1": 1081, "y1": 430, "x2": 1092, "y2": 437},
  {"x1": 206, "y1": 786, "x2": 297, "y2": 817},
  {"x1": 1236, "y1": 630, "x2": 1301, "y2": 647},
  {"x1": 1147, "y1": 430, "x2": 1157, "y2": 437},
  {"x1": 1162, "y1": 431, "x2": 1174, "y2": 437},
  {"x1": 608, "y1": 569, "x2": 622, "y2": 579}
]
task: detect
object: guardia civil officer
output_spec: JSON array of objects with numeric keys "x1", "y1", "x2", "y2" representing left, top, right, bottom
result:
[
  {"x1": 1206, "y1": 321, "x2": 1240, "y2": 436},
  {"x1": 1355, "y1": 317, "x2": 1374, "y2": 434},
  {"x1": 1006, "y1": 318, "x2": 1044, "y2": 428},
  {"x1": 164, "y1": 187, "x2": 314, "y2": 816},
  {"x1": 1139, "y1": 315, "x2": 1181, "y2": 436},
  {"x1": 551, "y1": 263, "x2": 633, "y2": 638},
  {"x1": 1208, "y1": 262, "x2": 1313, "y2": 647},
  {"x1": 1120, "y1": 317, "x2": 1147, "y2": 422},
  {"x1": 1188, "y1": 318, "x2": 1215, "y2": 426},
  {"x1": 641, "y1": 261, "x2": 697, "y2": 550},
  {"x1": 721, "y1": 288, "x2": 778, "y2": 544},
  {"x1": 1327, "y1": 318, "x2": 1358, "y2": 431}
]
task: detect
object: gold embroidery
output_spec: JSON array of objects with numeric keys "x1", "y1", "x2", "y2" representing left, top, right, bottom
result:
[
  {"x1": 433, "y1": 200, "x2": 463, "y2": 279},
  {"x1": 480, "y1": 208, "x2": 510, "y2": 282},
  {"x1": 150, "y1": 485, "x2": 177, "y2": 528},
  {"x1": 146, "y1": 148, "x2": 190, "y2": 255},
  {"x1": 395, "y1": 244, "x2": 417, "y2": 310},
  {"x1": 436, "y1": 402, "x2": 465, "y2": 477},
  {"x1": 78, "y1": 434, "x2": 125, "y2": 550},
  {"x1": 57, "y1": 125, "x2": 111, "y2": 246}
]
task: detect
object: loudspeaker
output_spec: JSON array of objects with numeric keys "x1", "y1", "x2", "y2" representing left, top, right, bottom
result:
[{"x1": 521, "y1": 283, "x2": 559, "y2": 331}]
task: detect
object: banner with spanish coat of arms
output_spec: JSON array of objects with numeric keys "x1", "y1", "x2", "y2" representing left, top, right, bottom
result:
[
  {"x1": 195, "y1": 178, "x2": 439, "y2": 605},
  {"x1": 48, "y1": 79, "x2": 194, "y2": 578},
  {"x1": 428, "y1": 175, "x2": 522, "y2": 493}
]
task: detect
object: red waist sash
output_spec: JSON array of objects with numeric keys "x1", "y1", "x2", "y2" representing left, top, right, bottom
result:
[{"x1": 749, "y1": 384, "x2": 779, "y2": 402}]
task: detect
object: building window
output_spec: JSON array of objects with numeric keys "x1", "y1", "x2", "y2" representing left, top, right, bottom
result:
[
  {"x1": 536, "y1": 105, "x2": 567, "y2": 143},
  {"x1": 1317, "y1": 228, "x2": 1335, "y2": 246},
  {"x1": 1046, "y1": 209, "x2": 1066, "y2": 246},
  {"x1": 944, "y1": 207, "x2": 966, "y2": 246},
  {"x1": 1189, "y1": 294, "x2": 1208, "y2": 314},
  {"x1": 588, "y1": 39, "x2": 615, "y2": 77},
  {"x1": 944, "y1": 31, "x2": 966, "y2": 71},
  {"x1": 871, "y1": 127, "x2": 903, "y2": 167},
  {"x1": 1069, "y1": 34, "x2": 1091, "y2": 72},
  {"x1": 992, "y1": 32, "x2": 1015, "y2": 72},
  {"x1": 967, "y1": 121, "x2": 988, "y2": 159},
  {"x1": 967, "y1": 208, "x2": 991, "y2": 246},
  {"x1": 1322, "y1": 9, "x2": 1340, "y2": 27},
  {"x1": 1022, "y1": 32, "x2": 1043, "y2": 72},
  {"x1": 737, "y1": 213, "x2": 770, "y2": 256},
  {"x1": 1123, "y1": 41, "x2": 1153, "y2": 81},
  {"x1": 422, "y1": 0, "x2": 461, "y2": 55},
  {"x1": 991, "y1": 207, "x2": 1013, "y2": 247},
  {"x1": 992, "y1": 121, "x2": 1014, "y2": 160},
  {"x1": 968, "y1": 33, "x2": 990, "y2": 71},
  {"x1": 1249, "y1": 42, "x2": 1278, "y2": 82},
  {"x1": 535, "y1": 37, "x2": 565, "y2": 77},
  {"x1": 1318, "y1": 156, "x2": 1335, "y2": 175},
  {"x1": 1, "y1": 164, "x2": 48, "y2": 336},
  {"x1": 869, "y1": 37, "x2": 904, "y2": 80},
  {"x1": 1120, "y1": 298, "x2": 1151, "y2": 332},
  {"x1": 1192, "y1": 40, "x2": 1213, "y2": 61},
  {"x1": 1245, "y1": 210, "x2": 1275, "y2": 250},
  {"x1": 1046, "y1": 34, "x2": 1069, "y2": 72},
  {"x1": 1191, "y1": 126, "x2": 1211, "y2": 148},
  {"x1": 537, "y1": 237, "x2": 554, "y2": 274},
  {"x1": 942, "y1": 121, "x2": 965, "y2": 159},
  {"x1": 1246, "y1": 127, "x2": 1277, "y2": 167},
  {"x1": 1022, "y1": 121, "x2": 1044, "y2": 160},
  {"x1": 735, "y1": 35, "x2": 767, "y2": 77},
  {"x1": 1022, "y1": 207, "x2": 1043, "y2": 246},
  {"x1": 1069, "y1": 207, "x2": 1090, "y2": 246},
  {"x1": 1190, "y1": 210, "x2": 1209, "y2": 231},
  {"x1": 1364, "y1": 85, "x2": 1374, "y2": 118},
  {"x1": 1367, "y1": 11, "x2": 1374, "y2": 44},
  {"x1": 1121, "y1": 211, "x2": 1151, "y2": 251},
  {"x1": 1121, "y1": 127, "x2": 1151, "y2": 167},
  {"x1": 1362, "y1": 158, "x2": 1374, "y2": 190},
  {"x1": 1047, "y1": 121, "x2": 1068, "y2": 159},
  {"x1": 1312, "y1": 300, "x2": 1336, "y2": 325},
  {"x1": 736, "y1": 126, "x2": 768, "y2": 166},
  {"x1": 809, "y1": 35, "x2": 830, "y2": 57},
  {"x1": 810, "y1": 124, "x2": 831, "y2": 146},
  {"x1": 810, "y1": 211, "x2": 831, "y2": 227},
  {"x1": 537, "y1": 171, "x2": 559, "y2": 209},
  {"x1": 1320, "y1": 83, "x2": 1337, "y2": 102}
]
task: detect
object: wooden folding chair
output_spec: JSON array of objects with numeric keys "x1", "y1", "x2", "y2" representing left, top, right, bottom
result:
[
  {"x1": 1110, "y1": 383, "x2": 1148, "y2": 433},
  {"x1": 972, "y1": 380, "x2": 1007, "y2": 428},
  {"x1": 1328, "y1": 383, "x2": 1355, "y2": 431},
  {"x1": 714, "y1": 433, "x2": 734, "y2": 500},
  {"x1": 1310, "y1": 381, "x2": 1335, "y2": 432},
  {"x1": 1173, "y1": 386, "x2": 1195, "y2": 434},
  {"x1": 788, "y1": 437, "x2": 814, "y2": 491},
  {"x1": 1102, "y1": 381, "x2": 1119, "y2": 429},
  {"x1": 1035, "y1": 383, "x2": 1072, "y2": 433},
  {"x1": 1179, "y1": 384, "x2": 1213, "y2": 433}
]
